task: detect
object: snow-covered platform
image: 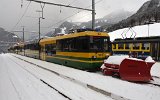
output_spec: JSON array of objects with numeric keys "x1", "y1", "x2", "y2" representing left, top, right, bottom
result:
[{"x1": 1, "y1": 53, "x2": 160, "y2": 100}]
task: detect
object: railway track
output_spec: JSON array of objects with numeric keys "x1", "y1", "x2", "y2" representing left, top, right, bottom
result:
[
  {"x1": 8, "y1": 55, "x2": 119, "y2": 100},
  {"x1": 148, "y1": 76, "x2": 160, "y2": 87},
  {"x1": 7, "y1": 56, "x2": 72, "y2": 100}
]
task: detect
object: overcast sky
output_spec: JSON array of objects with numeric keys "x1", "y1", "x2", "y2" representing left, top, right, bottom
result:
[{"x1": 0, "y1": 0, "x2": 149, "y2": 35}]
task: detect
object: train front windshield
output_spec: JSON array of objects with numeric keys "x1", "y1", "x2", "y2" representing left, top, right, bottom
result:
[{"x1": 89, "y1": 36, "x2": 109, "y2": 52}]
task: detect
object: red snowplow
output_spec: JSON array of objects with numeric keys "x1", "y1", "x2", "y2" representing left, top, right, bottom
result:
[{"x1": 101, "y1": 56, "x2": 155, "y2": 82}]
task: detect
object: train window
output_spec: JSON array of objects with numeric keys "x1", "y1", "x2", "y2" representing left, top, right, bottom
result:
[
  {"x1": 89, "y1": 37, "x2": 109, "y2": 52},
  {"x1": 45, "y1": 44, "x2": 56, "y2": 56},
  {"x1": 125, "y1": 44, "x2": 129, "y2": 49},
  {"x1": 133, "y1": 43, "x2": 140, "y2": 50},
  {"x1": 142, "y1": 43, "x2": 150, "y2": 50},
  {"x1": 104, "y1": 38, "x2": 109, "y2": 51},
  {"x1": 118, "y1": 43, "x2": 124, "y2": 49},
  {"x1": 125, "y1": 43, "x2": 132, "y2": 49},
  {"x1": 57, "y1": 37, "x2": 89, "y2": 52}
]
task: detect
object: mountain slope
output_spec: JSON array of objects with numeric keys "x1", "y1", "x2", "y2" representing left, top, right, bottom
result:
[
  {"x1": 105, "y1": 0, "x2": 160, "y2": 32},
  {"x1": 45, "y1": 10, "x2": 133, "y2": 36},
  {"x1": 0, "y1": 27, "x2": 21, "y2": 52},
  {"x1": 80, "y1": 9, "x2": 133, "y2": 29}
]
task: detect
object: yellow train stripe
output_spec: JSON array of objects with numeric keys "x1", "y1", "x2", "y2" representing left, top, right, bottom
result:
[{"x1": 56, "y1": 52, "x2": 110, "y2": 58}]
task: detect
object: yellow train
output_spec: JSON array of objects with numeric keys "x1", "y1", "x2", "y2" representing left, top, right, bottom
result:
[
  {"x1": 112, "y1": 36, "x2": 160, "y2": 60},
  {"x1": 11, "y1": 30, "x2": 111, "y2": 71}
]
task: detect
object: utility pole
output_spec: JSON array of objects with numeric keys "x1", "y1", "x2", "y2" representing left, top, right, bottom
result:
[
  {"x1": 38, "y1": 17, "x2": 41, "y2": 59},
  {"x1": 22, "y1": 26, "x2": 25, "y2": 56},
  {"x1": 92, "y1": 0, "x2": 95, "y2": 30},
  {"x1": 37, "y1": 10, "x2": 45, "y2": 59},
  {"x1": 146, "y1": 20, "x2": 154, "y2": 37}
]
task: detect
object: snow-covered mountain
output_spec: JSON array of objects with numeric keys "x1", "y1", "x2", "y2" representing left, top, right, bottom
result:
[
  {"x1": 45, "y1": 10, "x2": 133, "y2": 36},
  {"x1": 103, "y1": 9, "x2": 133, "y2": 24},
  {"x1": 80, "y1": 9, "x2": 133, "y2": 29},
  {"x1": 45, "y1": 21, "x2": 79, "y2": 37},
  {"x1": 0, "y1": 27, "x2": 21, "y2": 53},
  {"x1": 106, "y1": 0, "x2": 160, "y2": 32},
  {"x1": 0, "y1": 28, "x2": 20, "y2": 42}
]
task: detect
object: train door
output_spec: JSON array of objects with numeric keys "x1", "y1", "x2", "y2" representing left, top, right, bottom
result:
[{"x1": 40, "y1": 45, "x2": 46, "y2": 60}]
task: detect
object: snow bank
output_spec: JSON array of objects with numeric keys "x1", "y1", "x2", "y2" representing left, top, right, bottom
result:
[
  {"x1": 145, "y1": 56, "x2": 155, "y2": 62},
  {"x1": 104, "y1": 55, "x2": 129, "y2": 65}
]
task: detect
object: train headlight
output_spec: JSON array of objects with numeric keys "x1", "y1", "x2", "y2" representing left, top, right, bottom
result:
[{"x1": 92, "y1": 56, "x2": 96, "y2": 59}]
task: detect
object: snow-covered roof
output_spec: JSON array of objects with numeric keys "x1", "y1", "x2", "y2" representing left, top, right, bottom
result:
[{"x1": 109, "y1": 23, "x2": 160, "y2": 41}]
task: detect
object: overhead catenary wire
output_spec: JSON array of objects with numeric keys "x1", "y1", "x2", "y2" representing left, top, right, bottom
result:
[
  {"x1": 47, "y1": 0, "x2": 104, "y2": 29},
  {"x1": 11, "y1": 1, "x2": 31, "y2": 32},
  {"x1": 121, "y1": 27, "x2": 137, "y2": 39},
  {"x1": 27, "y1": 0, "x2": 92, "y2": 11}
]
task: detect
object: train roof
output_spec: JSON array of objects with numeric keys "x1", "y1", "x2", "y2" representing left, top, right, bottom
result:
[
  {"x1": 113, "y1": 36, "x2": 160, "y2": 43},
  {"x1": 25, "y1": 38, "x2": 40, "y2": 45},
  {"x1": 40, "y1": 37, "x2": 56, "y2": 46},
  {"x1": 40, "y1": 31, "x2": 109, "y2": 45}
]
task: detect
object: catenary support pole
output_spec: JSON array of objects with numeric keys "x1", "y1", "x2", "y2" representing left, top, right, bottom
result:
[{"x1": 92, "y1": 0, "x2": 95, "y2": 30}]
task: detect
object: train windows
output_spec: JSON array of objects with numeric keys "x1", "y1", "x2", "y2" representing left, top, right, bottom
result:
[
  {"x1": 89, "y1": 37, "x2": 109, "y2": 52},
  {"x1": 25, "y1": 43, "x2": 39, "y2": 50},
  {"x1": 56, "y1": 37, "x2": 89, "y2": 52},
  {"x1": 78, "y1": 37, "x2": 89, "y2": 51},
  {"x1": 133, "y1": 43, "x2": 140, "y2": 50},
  {"x1": 125, "y1": 43, "x2": 132, "y2": 49},
  {"x1": 45, "y1": 44, "x2": 56, "y2": 56},
  {"x1": 142, "y1": 43, "x2": 150, "y2": 50},
  {"x1": 56, "y1": 36, "x2": 109, "y2": 52},
  {"x1": 118, "y1": 43, "x2": 124, "y2": 49},
  {"x1": 125, "y1": 43, "x2": 129, "y2": 49}
]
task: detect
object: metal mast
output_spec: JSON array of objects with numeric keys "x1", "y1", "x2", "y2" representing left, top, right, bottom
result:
[
  {"x1": 22, "y1": 26, "x2": 25, "y2": 56},
  {"x1": 92, "y1": 0, "x2": 95, "y2": 30}
]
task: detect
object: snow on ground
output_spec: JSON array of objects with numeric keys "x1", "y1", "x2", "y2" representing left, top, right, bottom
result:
[
  {"x1": 0, "y1": 53, "x2": 113, "y2": 100},
  {"x1": 10, "y1": 53, "x2": 160, "y2": 100},
  {"x1": 109, "y1": 23, "x2": 160, "y2": 41},
  {"x1": 0, "y1": 54, "x2": 69, "y2": 100}
]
